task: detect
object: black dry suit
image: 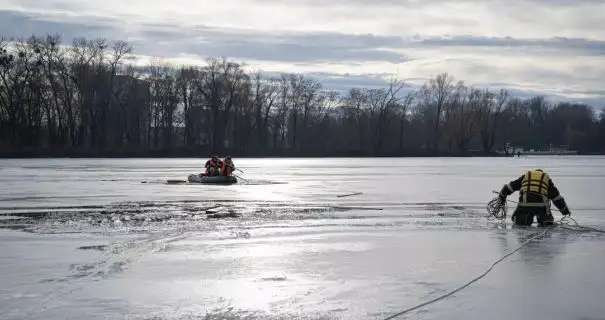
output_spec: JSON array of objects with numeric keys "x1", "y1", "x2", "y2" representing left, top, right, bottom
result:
[{"x1": 498, "y1": 170, "x2": 571, "y2": 227}]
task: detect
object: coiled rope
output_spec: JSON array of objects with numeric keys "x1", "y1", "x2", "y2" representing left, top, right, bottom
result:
[
  {"x1": 487, "y1": 195, "x2": 507, "y2": 220},
  {"x1": 382, "y1": 195, "x2": 605, "y2": 320}
]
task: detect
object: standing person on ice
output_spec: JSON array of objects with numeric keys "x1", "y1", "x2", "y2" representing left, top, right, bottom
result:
[{"x1": 497, "y1": 169, "x2": 572, "y2": 227}]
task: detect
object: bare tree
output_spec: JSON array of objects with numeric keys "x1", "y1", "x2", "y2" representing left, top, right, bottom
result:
[
  {"x1": 397, "y1": 92, "x2": 415, "y2": 150},
  {"x1": 345, "y1": 87, "x2": 370, "y2": 151},
  {"x1": 446, "y1": 84, "x2": 480, "y2": 154},
  {"x1": 418, "y1": 73, "x2": 455, "y2": 153},
  {"x1": 478, "y1": 88, "x2": 508, "y2": 153},
  {"x1": 1, "y1": 32, "x2": 603, "y2": 157}
]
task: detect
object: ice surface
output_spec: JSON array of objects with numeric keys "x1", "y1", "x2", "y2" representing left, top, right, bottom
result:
[{"x1": 0, "y1": 156, "x2": 604, "y2": 319}]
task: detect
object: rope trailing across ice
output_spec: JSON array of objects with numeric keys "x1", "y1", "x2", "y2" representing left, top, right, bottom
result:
[
  {"x1": 383, "y1": 226, "x2": 552, "y2": 320},
  {"x1": 383, "y1": 199, "x2": 605, "y2": 320}
]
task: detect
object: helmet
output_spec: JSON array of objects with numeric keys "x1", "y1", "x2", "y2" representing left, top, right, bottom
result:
[{"x1": 535, "y1": 169, "x2": 544, "y2": 172}]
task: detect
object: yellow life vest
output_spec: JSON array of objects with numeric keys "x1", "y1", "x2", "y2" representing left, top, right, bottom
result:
[{"x1": 520, "y1": 170, "x2": 550, "y2": 198}]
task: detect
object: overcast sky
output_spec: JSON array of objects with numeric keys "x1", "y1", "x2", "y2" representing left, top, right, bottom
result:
[{"x1": 1, "y1": 0, "x2": 604, "y2": 107}]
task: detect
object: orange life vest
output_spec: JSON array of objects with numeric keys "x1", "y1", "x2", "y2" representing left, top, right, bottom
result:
[{"x1": 221, "y1": 160, "x2": 234, "y2": 176}]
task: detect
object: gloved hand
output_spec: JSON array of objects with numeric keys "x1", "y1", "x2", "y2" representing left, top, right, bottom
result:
[
  {"x1": 561, "y1": 208, "x2": 571, "y2": 216},
  {"x1": 498, "y1": 193, "x2": 506, "y2": 203}
]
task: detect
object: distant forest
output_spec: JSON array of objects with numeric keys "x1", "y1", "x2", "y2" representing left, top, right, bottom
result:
[{"x1": 1, "y1": 34, "x2": 604, "y2": 158}]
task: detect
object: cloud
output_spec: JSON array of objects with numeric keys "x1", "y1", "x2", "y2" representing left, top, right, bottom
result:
[
  {"x1": 0, "y1": 10, "x2": 411, "y2": 63},
  {"x1": 288, "y1": 72, "x2": 407, "y2": 92},
  {"x1": 3, "y1": 10, "x2": 603, "y2": 63},
  {"x1": 135, "y1": 27, "x2": 411, "y2": 64},
  {"x1": 0, "y1": 0, "x2": 604, "y2": 107},
  {"x1": 413, "y1": 36, "x2": 605, "y2": 56},
  {"x1": 0, "y1": 10, "x2": 111, "y2": 41}
]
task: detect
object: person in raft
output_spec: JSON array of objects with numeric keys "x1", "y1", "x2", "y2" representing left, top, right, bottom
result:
[
  {"x1": 220, "y1": 156, "x2": 235, "y2": 176},
  {"x1": 497, "y1": 169, "x2": 571, "y2": 227},
  {"x1": 203, "y1": 154, "x2": 222, "y2": 176}
]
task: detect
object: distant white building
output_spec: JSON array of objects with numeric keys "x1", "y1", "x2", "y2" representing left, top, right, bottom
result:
[{"x1": 496, "y1": 142, "x2": 577, "y2": 155}]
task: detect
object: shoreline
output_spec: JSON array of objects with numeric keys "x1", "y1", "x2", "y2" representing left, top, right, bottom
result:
[{"x1": 0, "y1": 147, "x2": 600, "y2": 159}]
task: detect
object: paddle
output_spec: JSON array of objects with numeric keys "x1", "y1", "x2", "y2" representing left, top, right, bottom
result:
[{"x1": 234, "y1": 174, "x2": 249, "y2": 182}]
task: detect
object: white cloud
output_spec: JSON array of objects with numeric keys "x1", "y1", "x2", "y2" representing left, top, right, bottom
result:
[
  {"x1": 1, "y1": 0, "x2": 604, "y2": 107},
  {"x1": 6, "y1": 0, "x2": 605, "y2": 38}
]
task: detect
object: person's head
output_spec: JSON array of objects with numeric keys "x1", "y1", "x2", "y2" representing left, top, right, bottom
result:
[
  {"x1": 224, "y1": 156, "x2": 232, "y2": 163},
  {"x1": 211, "y1": 154, "x2": 219, "y2": 161}
]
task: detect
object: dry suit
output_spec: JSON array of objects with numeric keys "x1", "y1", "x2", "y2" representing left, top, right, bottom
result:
[
  {"x1": 498, "y1": 169, "x2": 571, "y2": 227},
  {"x1": 204, "y1": 157, "x2": 222, "y2": 176},
  {"x1": 221, "y1": 158, "x2": 235, "y2": 176}
]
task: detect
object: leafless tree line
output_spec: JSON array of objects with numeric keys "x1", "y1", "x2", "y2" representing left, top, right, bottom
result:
[{"x1": 1, "y1": 34, "x2": 604, "y2": 157}]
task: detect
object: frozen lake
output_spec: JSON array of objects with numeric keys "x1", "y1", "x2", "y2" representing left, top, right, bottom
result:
[{"x1": 1, "y1": 157, "x2": 604, "y2": 320}]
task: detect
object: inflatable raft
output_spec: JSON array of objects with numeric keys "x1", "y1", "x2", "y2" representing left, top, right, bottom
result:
[{"x1": 187, "y1": 174, "x2": 238, "y2": 184}]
